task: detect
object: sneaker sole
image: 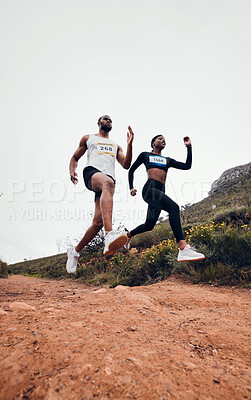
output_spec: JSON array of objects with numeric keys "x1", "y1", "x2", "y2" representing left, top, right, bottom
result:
[
  {"x1": 66, "y1": 263, "x2": 78, "y2": 274},
  {"x1": 104, "y1": 234, "x2": 128, "y2": 256},
  {"x1": 66, "y1": 269, "x2": 77, "y2": 274},
  {"x1": 177, "y1": 256, "x2": 205, "y2": 262}
]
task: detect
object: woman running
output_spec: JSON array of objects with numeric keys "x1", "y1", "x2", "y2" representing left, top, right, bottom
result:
[{"x1": 127, "y1": 134, "x2": 205, "y2": 262}]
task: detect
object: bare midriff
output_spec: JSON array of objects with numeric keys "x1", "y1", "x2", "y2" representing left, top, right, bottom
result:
[{"x1": 147, "y1": 168, "x2": 167, "y2": 185}]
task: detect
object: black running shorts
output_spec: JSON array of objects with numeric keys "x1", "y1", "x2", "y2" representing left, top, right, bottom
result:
[{"x1": 83, "y1": 166, "x2": 115, "y2": 202}]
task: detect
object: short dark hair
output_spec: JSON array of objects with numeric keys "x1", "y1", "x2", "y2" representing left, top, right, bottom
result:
[
  {"x1": 151, "y1": 135, "x2": 163, "y2": 149},
  {"x1": 98, "y1": 115, "x2": 111, "y2": 124}
]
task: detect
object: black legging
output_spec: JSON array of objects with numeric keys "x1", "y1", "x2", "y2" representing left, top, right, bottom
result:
[{"x1": 130, "y1": 179, "x2": 184, "y2": 242}]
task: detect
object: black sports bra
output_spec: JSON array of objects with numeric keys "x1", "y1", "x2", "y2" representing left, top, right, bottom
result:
[{"x1": 128, "y1": 145, "x2": 192, "y2": 189}]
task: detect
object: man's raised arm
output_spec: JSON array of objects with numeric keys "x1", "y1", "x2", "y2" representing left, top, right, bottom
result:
[{"x1": 117, "y1": 126, "x2": 134, "y2": 170}]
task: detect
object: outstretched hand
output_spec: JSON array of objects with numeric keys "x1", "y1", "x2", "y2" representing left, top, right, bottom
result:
[
  {"x1": 183, "y1": 136, "x2": 191, "y2": 146},
  {"x1": 70, "y1": 172, "x2": 78, "y2": 185},
  {"x1": 127, "y1": 126, "x2": 134, "y2": 146},
  {"x1": 130, "y1": 189, "x2": 137, "y2": 196}
]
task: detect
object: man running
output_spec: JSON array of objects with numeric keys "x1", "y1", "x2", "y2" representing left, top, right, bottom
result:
[{"x1": 66, "y1": 115, "x2": 134, "y2": 273}]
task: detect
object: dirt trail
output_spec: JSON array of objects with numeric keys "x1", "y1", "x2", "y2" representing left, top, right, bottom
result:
[{"x1": 0, "y1": 275, "x2": 250, "y2": 400}]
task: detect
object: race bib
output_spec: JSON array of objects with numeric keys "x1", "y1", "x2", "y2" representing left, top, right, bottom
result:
[
  {"x1": 97, "y1": 143, "x2": 116, "y2": 156},
  {"x1": 149, "y1": 155, "x2": 167, "y2": 166}
]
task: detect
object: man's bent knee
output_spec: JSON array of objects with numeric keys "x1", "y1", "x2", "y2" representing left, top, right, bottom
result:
[
  {"x1": 91, "y1": 173, "x2": 114, "y2": 193},
  {"x1": 102, "y1": 177, "x2": 114, "y2": 191},
  {"x1": 93, "y1": 220, "x2": 103, "y2": 230}
]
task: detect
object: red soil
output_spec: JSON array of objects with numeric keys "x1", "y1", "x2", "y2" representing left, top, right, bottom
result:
[{"x1": 0, "y1": 275, "x2": 250, "y2": 399}]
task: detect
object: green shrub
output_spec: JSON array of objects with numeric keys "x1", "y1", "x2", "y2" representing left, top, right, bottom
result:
[
  {"x1": 130, "y1": 221, "x2": 174, "y2": 249},
  {"x1": 185, "y1": 222, "x2": 215, "y2": 246},
  {"x1": 12, "y1": 254, "x2": 68, "y2": 279},
  {"x1": 75, "y1": 240, "x2": 178, "y2": 287},
  {"x1": 214, "y1": 228, "x2": 251, "y2": 268},
  {"x1": 173, "y1": 228, "x2": 251, "y2": 285},
  {"x1": 212, "y1": 206, "x2": 251, "y2": 226},
  {"x1": 130, "y1": 230, "x2": 159, "y2": 249},
  {"x1": 0, "y1": 260, "x2": 8, "y2": 278}
]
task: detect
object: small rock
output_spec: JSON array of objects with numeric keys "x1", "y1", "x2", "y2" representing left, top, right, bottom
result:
[
  {"x1": 104, "y1": 367, "x2": 112, "y2": 375},
  {"x1": 213, "y1": 378, "x2": 220, "y2": 384},
  {"x1": 9, "y1": 302, "x2": 36, "y2": 311},
  {"x1": 127, "y1": 326, "x2": 137, "y2": 332},
  {"x1": 118, "y1": 375, "x2": 132, "y2": 385},
  {"x1": 94, "y1": 288, "x2": 107, "y2": 293},
  {"x1": 183, "y1": 361, "x2": 197, "y2": 370},
  {"x1": 126, "y1": 357, "x2": 141, "y2": 367},
  {"x1": 114, "y1": 285, "x2": 130, "y2": 291},
  {"x1": 190, "y1": 338, "x2": 201, "y2": 346}
]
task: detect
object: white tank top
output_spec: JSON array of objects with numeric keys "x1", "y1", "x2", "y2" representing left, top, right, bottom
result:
[{"x1": 85, "y1": 135, "x2": 118, "y2": 179}]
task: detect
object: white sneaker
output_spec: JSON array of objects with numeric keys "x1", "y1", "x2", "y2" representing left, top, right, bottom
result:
[
  {"x1": 103, "y1": 231, "x2": 128, "y2": 256},
  {"x1": 66, "y1": 247, "x2": 80, "y2": 273},
  {"x1": 177, "y1": 244, "x2": 205, "y2": 262}
]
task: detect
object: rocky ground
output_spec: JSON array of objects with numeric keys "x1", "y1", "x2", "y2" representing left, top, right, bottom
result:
[{"x1": 0, "y1": 275, "x2": 250, "y2": 400}]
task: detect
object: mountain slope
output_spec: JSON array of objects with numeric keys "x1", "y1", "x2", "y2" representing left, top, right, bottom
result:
[{"x1": 182, "y1": 172, "x2": 250, "y2": 225}]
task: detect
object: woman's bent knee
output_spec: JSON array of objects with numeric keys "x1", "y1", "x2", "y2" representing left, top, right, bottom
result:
[
  {"x1": 145, "y1": 221, "x2": 156, "y2": 231},
  {"x1": 169, "y1": 202, "x2": 180, "y2": 214}
]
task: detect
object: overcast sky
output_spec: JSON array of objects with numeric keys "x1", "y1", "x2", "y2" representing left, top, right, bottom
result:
[{"x1": 1, "y1": 0, "x2": 250, "y2": 264}]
